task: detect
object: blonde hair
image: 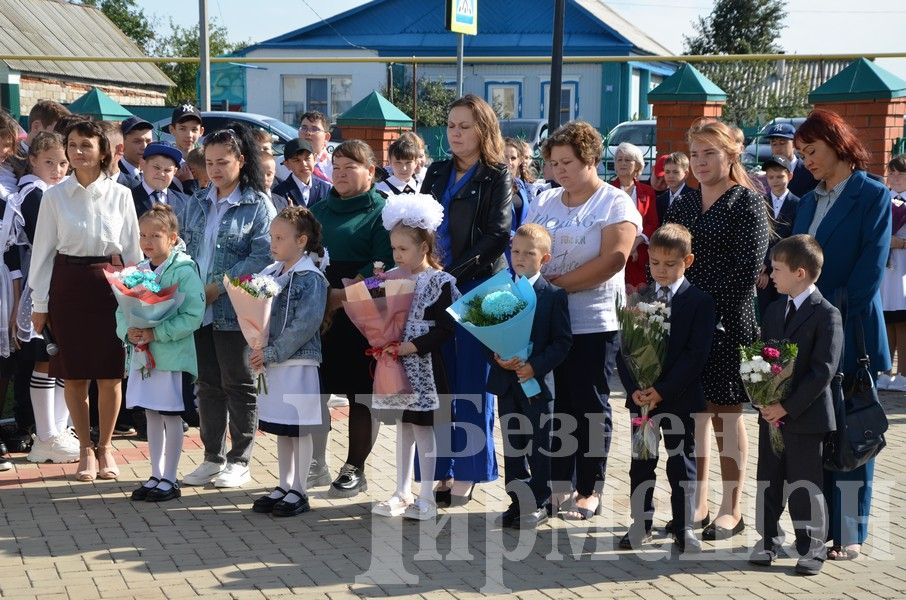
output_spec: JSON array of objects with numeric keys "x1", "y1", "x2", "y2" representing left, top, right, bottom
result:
[
  {"x1": 665, "y1": 151, "x2": 689, "y2": 171},
  {"x1": 449, "y1": 94, "x2": 504, "y2": 166},
  {"x1": 514, "y1": 223, "x2": 552, "y2": 254},
  {"x1": 686, "y1": 119, "x2": 757, "y2": 192}
]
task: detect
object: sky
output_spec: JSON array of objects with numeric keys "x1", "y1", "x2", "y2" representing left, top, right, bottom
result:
[{"x1": 136, "y1": 0, "x2": 906, "y2": 79}]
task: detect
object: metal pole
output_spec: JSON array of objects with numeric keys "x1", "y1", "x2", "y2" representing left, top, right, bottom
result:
[
  {"x1": 412, "y1": 62, "x2": 418, "y2": 132},
  {"x1": 456, "y1": 34, "x2": 465, "y2": 97},
  {"x1": 198, "y1": 0, "x2": 211, "y2": 110},
  {"x1": 548, "y1": 0, "x2": 565, "y2": 131},
  {"x1": 387, "y1": 63, "x2": 394, "y2": 102}
]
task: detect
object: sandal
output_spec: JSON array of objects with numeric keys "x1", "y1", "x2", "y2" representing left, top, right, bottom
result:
[
  {"x1": 76, "y1": 447, "x2": 97, "y2": 482},
  {"x1": 828, "y1": 544, "x2": 861, "y2": 560},
  {"x1": 559, "y1": 494, "x2": 602, "y2": 521},
  {"x1": 96, "y1": 446, "x2": 120, "y2": 480}
]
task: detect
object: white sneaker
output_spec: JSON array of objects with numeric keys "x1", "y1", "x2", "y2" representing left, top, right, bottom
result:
[
  {"x1": 887, "y1": 375, "x2": 906, "y2": 392},
  {"x1": 327, "y1": 395, "x2": 349, "y2": 408},
  {"x1": 0, "y1": 459, "x2": 11, "y2": 471},
  {"x1": 27, "y1": 434, "x2": 80, "y2": 463},
  {"x1": 372, "y1": 494, "x2": 414, "y2": 517},
  {"x1": 58, "y1": 430, "x2": 80, "y2": 451},
  {"x1": 182, "y1": 461, "x2": 225, "y2": 486},
  {"x1": 213, "y1": 463, "x2": 251, "y2": 488},
  {"x1": 403, "y1": 497, "x2": 437, "y2": 521},
  {"x1": 877, "y1": 374, "x2": 894, "y2": 390}
]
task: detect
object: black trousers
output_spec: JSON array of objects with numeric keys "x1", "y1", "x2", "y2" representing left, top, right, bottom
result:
[
  {"x1": 755, "y1": 421, "x2": 828, "y2": 559},
  {"x1": 498, "y1": 390, "x2": 553, "y2": 510},
  {"x1": 628, "y1": 410, "x2": 696, "y2": 532}
]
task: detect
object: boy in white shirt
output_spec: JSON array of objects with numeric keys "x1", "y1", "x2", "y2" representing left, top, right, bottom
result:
[{"x1": 377, "y1": 137, "x2": 419, "y2": 195}]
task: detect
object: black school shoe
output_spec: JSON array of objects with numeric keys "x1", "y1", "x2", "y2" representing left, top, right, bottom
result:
[
  {"x1": 619, "y1": 524, "x2": 653, "y2": 550},
  {"x1": 701, "y1": 517, "x2": 745, "y2": 540},
  {"x1": 496, "y1": 503, "x2": 520, "y2": 528},
  {"x1": 146, "y1": 479, "x2": 181, "y2": 502},
  {"x1": 329, "y1": 464, "x2": 367, "y2": 497},
  {"x1": 130, "y1": 477, "x2": 160, "y2": 501},
  {"x1": 252, "y1": 487, "x2": 287, "y2": 513},
  {"x1": 273, "y1": 491, "x2": 310, "y2": 517}
]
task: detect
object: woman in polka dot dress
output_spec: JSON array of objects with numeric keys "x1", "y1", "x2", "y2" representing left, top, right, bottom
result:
[{"x1": 666, "y1": 120, "x2": 770, "y2": 541}]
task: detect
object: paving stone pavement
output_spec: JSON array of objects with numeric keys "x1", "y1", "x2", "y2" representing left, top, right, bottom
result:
[{"x1": 1, "y1": 385, "x2": 905, "y2": 599}]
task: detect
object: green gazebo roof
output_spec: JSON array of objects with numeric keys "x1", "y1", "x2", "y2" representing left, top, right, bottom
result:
[
  {"x1": 647, "y1": 63, "x2": 727, "y2": 103},
  {"x1": 68, "y1": 87, "x2": 134, "y2": 121},
  {"x1": 336, "y1": 91, "x2": 413, "y2": 127},
  {"x1": 809, "y1": 58, "x2": 906, "y2": 103}
]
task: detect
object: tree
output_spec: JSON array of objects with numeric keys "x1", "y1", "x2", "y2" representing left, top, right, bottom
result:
[
  {"x1": 81, "y1": 0, "x2": 156, "y2": 53},
  {"x1": 381, "y1": 76, "x2": 456, "y2": 128},
  {"x1": 683, "y1": 0, "x2": 786, "y2": 55},
  {"x1": 152, "y1": 19, "x2": 248, "y2": 106}
]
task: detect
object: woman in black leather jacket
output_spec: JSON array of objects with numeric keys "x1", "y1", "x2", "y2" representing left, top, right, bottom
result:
[{"x1": 420, "y1": 94, "x2": 512, "y2": 505}]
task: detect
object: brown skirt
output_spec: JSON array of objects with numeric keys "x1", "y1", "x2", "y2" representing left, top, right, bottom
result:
[{"x1": 47, "y1": 254, "x2": 125, "y2": 380}]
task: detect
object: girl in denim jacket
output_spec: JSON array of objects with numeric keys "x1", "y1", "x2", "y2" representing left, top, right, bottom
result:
[{"x1": 249, "y1": 207, "x2": 328, "y2": 517}]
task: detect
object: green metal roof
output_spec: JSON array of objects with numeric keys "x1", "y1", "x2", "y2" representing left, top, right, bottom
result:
[
  {"x1": 67, "y1": 87, "x2": 134, "y2": 120},
  {"x1": 647, "y1": 63, "x2": 726, "y2": 102},
  {"x1": 809, "y1": 58, "x2": 906, "y2": 103},
  {"x1": 335, "y1": 91, "x2": 413, "y2": 127}
]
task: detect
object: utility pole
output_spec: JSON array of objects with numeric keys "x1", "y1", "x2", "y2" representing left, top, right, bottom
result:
[
  {"x1": 456, "y1": 34, "x2": 464, "y2": 97},
  {"x1": 198, "y1": 0, "x2": 211, "y2": 110},
  {"x1": 548, "y1": 0, "x2": 565, "y2": 131}
]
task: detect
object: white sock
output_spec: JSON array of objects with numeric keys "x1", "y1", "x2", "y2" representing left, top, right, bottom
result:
[
  {"x1": 160, "y1": 414, "x2": 184, "y2": 489},
  {"x1": 54, "y1": 379, "x2": 70, "y2": 433},
  {"x1": 396, "y1": 420, "x2": 416, "y2": 500},
  {"x1": 145, "y1": 410, "x2": 165, "y2": 481},
  {"x1": 293, "y1": 434, "x2": 313, "y2": 496},
  {"x1": 413, "y1": 424, "x2": 437, "y2": 502},
  {"x1": 274, "y1": 436, "x2": 295, "y2": 498},
  {"x1": 30, "y1": 371, "x2": 56, "y2": 441}
]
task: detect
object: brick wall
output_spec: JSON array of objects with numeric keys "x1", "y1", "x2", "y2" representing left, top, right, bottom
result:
[
  {"x1": 813, "y1": 98, "x2": 906, "y2": 176},
  {"x1": 18, "y1": 75, "x2": 167, "y2": 116}
]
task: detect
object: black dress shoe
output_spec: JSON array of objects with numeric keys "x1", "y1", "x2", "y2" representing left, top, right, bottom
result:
[
  {"x1": 515, "y1": 507, "x2": 548, "y2": 529},
  {"x1": 675, "y1": 529, "x2": 702, "y2": 553},
  {"x1": 496, "y1": 503, "x2": 520, "y2": 528},
  {"x1": 748, "y1": 548, "x2": 777, "y2": 566},
  {"x1": 619, "y1": 525, "x2": 653, "y2": 550},
  {"x1": 146, "y1": 480, "x2": 181, "y2": 502},
  {"x1": 701, "y1": 517, "x2": 745, "y2": 541},
  {"x1": 252, "y1": 487, "x2": 287, "y2": 513},
  {"x1": 307, "y1": 460, "x2": 332, "y2": 488},
  {"x1": 795, "y1": 556, "x2": 824, "y2": 576},
  {"x1": 664, "y1": 512, "x2": 710, "y2": 535},
  {"x1": 329, "y1": 464, "x2": 367, "y2": 497},
  {"x1": 435, "y1": 488, "x2": 452, "y2": 508},
  {"x1": 273, "y1": 491, "x2": 310, "y2": 517},
  {"x1": 130, "y1": 477, "x2": 160, "y2": 501}
]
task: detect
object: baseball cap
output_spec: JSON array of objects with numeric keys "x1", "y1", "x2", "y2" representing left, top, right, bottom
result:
[
  {"x1": 653, "y1": 154, "x2": 669, "y2": 178},
  {"x1": 764, "y1": 123, "x2": 795, "y2": 140},
  {"x1": 171, "y1": 103, "x2": 203, "y2": 126},
  {"x1": 121, "y1": 116, "x2": 152, "y2": 136},
  {"x1": 283, "y1": 138, "x2": 314, "y2": 159},
  {"x1": 142, "y1": 142, "x2": 184, "y2": 166},
  {"x1": 761, "y1": 154, "x2": 793, "y2": 173}
]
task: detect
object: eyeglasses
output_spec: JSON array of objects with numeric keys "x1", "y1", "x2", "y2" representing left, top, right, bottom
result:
[{"x1": 299, "y1": 126, "x2": 325, "y2": 134}]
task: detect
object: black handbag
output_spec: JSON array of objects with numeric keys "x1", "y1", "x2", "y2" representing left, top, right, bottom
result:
[{"x1": 823, "y1": 293, "x2": 888, "y2": 472}]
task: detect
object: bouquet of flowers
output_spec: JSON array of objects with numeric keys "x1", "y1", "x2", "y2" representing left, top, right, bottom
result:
[
  {"x1": 617, "y1": 296, "x2": 670, "y2": 459},
  {"x1": 342, "y1": 267, "x2": 416, "y2": 400},
  {"x1": 740, "y1": 339, "x2": 798, "y2": 455},
  {"x1": 446, "y1": 270, "x2": 541, "y2": 398},
  {"x1": 105, "y1": 265, "x2": 184, "y2": 378},
  {"x1": 223, "y1": 274, "x2": 282, "y2": 393}
]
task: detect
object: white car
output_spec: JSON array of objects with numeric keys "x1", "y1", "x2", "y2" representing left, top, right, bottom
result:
[{"x1": 598, "y1": 119, "x2": 657, "y2": 180}]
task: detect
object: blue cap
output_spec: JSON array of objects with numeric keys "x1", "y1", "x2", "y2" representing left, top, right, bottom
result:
[
  {"x1": 764, "y1": 123, "x2": 795, "y2": 140},
  {"x1": 143, "y1": 142, "x2": 183, "y2": 166},
  {"x1": 762, "y1": 154, "x2": 793, "y2": 172},
  {"x1": 121, "y1": 115, "x2": 152, "y2": 136}
]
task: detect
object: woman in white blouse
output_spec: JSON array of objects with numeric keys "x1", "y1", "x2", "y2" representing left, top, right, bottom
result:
[
  {"x1": 526, "y1": 122, "x2": 641, "y2": 520},
  {"x1": 30, "y1": 120, "x2": 141, "y2": 482}
]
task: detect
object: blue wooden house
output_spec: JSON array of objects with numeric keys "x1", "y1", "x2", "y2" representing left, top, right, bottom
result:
[{"x1": 236, "y1": 0, "x2": 674, "y2": 131}]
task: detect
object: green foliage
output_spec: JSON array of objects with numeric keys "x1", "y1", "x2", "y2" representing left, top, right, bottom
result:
[
  {"x1": 683, "y1": 0, "x2": 786, "y2": 55},
  {"x1": 81, "y1": 0, "x2": 156, "y2": 53},
  {"x1": 381, "y1": 77, "x2": 456, "y2": 128},
  {"x1": 152, "y1": 19, "x2": 249, "y2": 106}
]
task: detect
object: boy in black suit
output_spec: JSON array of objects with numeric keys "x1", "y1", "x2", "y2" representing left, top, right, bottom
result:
[
  {"x1": 131, "y1": 143, "x2": 189, "y2": 221},
  {"x1": 655, "y1": 152, "x2": 690, "y2": 225},
  {"x1": 618, "y1": 223, "x2": 716, "y2": 553},
  {"x1": 488, "y1": 224, "x2": 572, "y2": 529},
  {"x1": 273, "y1": 138, "x2": 331, "y2": 209},
  {"x1": 751, "y1": 234, "x2": 843, "y2": 576},
  {"x1": 756, "y1": 155, "x2": 800, "y2": 318}
]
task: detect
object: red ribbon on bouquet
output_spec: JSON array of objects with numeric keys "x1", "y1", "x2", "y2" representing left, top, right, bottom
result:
[
  {"x1": 364, "y1": 342, "x2": 400, "y2": 379},
  {"x1": 631, "y1": 415, "x2": 651, "y2": 427},
  {"x1": 135, "y1": 343, "x2": 156, "y2": 378}
]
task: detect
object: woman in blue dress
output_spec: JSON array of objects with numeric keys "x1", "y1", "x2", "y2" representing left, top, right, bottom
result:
[{"x1": 420, "y1": 94, "x2": 513, "y2": 505}]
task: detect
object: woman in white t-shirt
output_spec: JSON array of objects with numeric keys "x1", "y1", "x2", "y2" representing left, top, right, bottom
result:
[{"x1": 526, "y1": 121, "x2": 641, "y2": 520}]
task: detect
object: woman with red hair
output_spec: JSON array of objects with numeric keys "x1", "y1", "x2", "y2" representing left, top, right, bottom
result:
[{"x1": 791, "y1": 108, "x2": 892, "y2": 561}]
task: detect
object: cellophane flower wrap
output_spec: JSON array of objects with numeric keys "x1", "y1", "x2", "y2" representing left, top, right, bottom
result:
[
  {"x1": 446, "y1": 270, "x2": 541, "y2": 398},
  {"x1": 223, "y1": 274, "x2": 281, "y2": 393},
  {"x1": 341, "y1": 268, "x2": 416, "y2": 400},
  {"x1": 617, "y1": 295, "x2": 670, "y2": 460},
  {"x1": 105, "y1": 265, "x2": 185, "y2": 379},
  {"x1": 740, "y1": 339, "x2": 798, "y2": 455}
]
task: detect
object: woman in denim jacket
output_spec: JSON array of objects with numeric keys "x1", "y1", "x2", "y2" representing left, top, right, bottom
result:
[
  {"x1": 179, "y1": 124, "x2": 276, "y2": 489},
  {"x1": 249, "y1": 207, "x2": 328, "y2": 517}
]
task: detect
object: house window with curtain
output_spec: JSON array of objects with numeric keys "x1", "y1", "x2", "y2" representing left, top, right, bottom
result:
[
  {"x1": 485, "y1": 81, "x2": 522, "y2": 119},
  {"x1": 282, "y1": 75, "x2": 354, "y2": 124}
]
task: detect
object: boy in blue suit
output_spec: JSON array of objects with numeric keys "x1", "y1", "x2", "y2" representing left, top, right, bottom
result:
[
  {"x1": 750, "y1": 234, "x2": 843, "y2": 576},
  {"x1": 757, "y1": 155, "x2": 799, "y2": 319},
  {"x1": 488, "y1": 224, "x2": 572, "y2": 529},
  {"x1": 131, "y1": 143, "x2": 189, "y2": 222},
  {"x1": 617, "y1": 223, "x2": 716, "y2": 553}
]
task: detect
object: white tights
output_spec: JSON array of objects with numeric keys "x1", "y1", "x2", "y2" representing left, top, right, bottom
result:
[
  {"x1": 395, "y1": 420, "x2": 436, "y2": 502},
  {"x1": 272, "y1": 434, "x2": 314, "y2": 503},
  {"x1": 144, "y1": 410, "x2": 184, "y2": 490}
]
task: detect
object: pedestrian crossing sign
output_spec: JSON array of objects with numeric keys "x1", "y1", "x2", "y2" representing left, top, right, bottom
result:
[{"x1": 446, "y1": 0, "x2": 478, "y2": 35}]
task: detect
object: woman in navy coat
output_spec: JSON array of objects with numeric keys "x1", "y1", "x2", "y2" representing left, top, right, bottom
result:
[{"x1": 791, "y1": 109, "x2": 892, "y2": 561}]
